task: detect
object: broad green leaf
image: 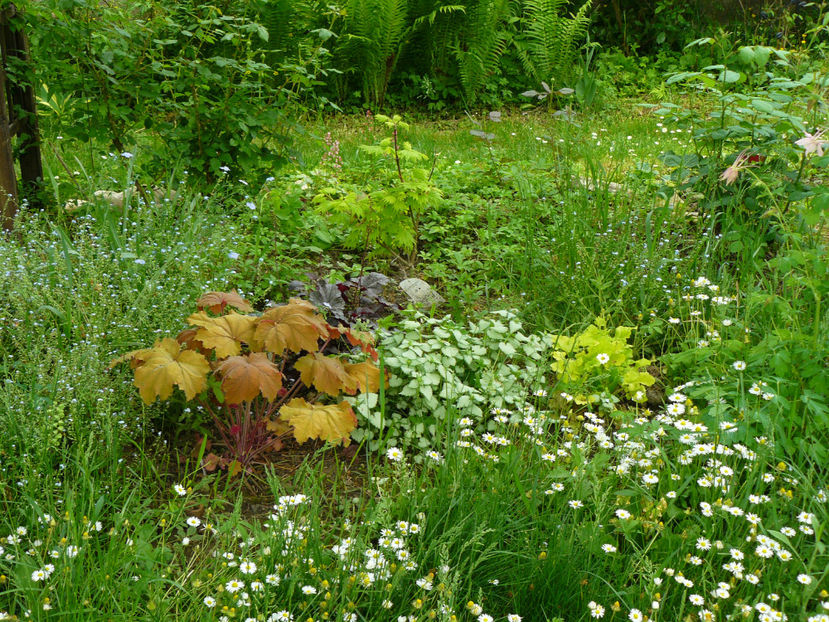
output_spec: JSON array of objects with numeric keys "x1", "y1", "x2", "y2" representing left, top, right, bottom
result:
[
  {"x1": 719, "y1": 70, "x2": 741, "y2": 84},
  {"x1": 737, "y1": 47, "x2": 755, "y2": 65},
  {"x1": 751, "y1": 99, "x2": 775, "y2": 114}
]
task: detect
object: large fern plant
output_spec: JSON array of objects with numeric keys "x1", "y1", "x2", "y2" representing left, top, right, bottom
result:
[
  {"x1": 453, "y1": 0, "x2": 513, "y2": 102},
  {"x1": 517, "y1": 0, "x2": 593, "y2": 95},
  {"x1": 338, "y1": 0, "x2": 464, "y2": 108}
]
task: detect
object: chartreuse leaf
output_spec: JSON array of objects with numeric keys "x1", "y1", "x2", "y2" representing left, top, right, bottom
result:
[
  {"x1": 550, "y1": 317, "x2": 654, "y2": 401},
  {"x1": 278, "y1": 398, "x2": 357, "y2": 445},
  {"x1": 133, "y1": 338, "x2": 210, "y2": 403},
  {"x1": 214, "y1": 353, "x2": 282, "y2": 404}
]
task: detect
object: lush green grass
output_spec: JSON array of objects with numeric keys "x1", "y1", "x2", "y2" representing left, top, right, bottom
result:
[{"x1": 1, "y1": 85, "x2": 827, "y2": 622}]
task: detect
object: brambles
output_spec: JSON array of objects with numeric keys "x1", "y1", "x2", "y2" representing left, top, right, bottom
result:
[{"x1": 112, "y1": 291, "x2": 385, "y2": 472}]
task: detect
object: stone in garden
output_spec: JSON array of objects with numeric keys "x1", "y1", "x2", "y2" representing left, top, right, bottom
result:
[
  {"x1": 399, "y1": 278, "x2": 444, "y2": 307},
  {"x1": 64, "y1": 187, "x2": 177, "y2": 214}
]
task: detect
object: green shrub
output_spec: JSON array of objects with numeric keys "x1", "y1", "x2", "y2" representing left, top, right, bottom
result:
[{"x1": 314, "y1": 115, "x2": 442, "y2": 260}]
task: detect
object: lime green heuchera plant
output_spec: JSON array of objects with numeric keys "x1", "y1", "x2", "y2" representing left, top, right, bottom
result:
[{"x1": 550, "y1": 316, "x2": 655, "y2": 407}]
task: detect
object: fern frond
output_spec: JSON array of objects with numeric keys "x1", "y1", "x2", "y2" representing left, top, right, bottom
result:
[
  {"x1": 453, "y1": 0, "x2": 513, "y2": 101},
  {"x1": 520, "y1": 0, "x2": 592, "y2": 86},
  {"x1": 342, "y1": 0, "x2": 409, "y2": 106}
]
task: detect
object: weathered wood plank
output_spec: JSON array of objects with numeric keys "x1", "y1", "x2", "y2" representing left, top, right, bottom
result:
[{"x1": 0, "y1": 52, "x2": 18, "y2": 230}]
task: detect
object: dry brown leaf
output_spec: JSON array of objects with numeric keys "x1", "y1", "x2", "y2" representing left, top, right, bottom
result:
[
  {"x1": 227, "y1": 460, "x2": 243, "y2": 478},
  {"x1": 279, "y1": 398, "x2": 357, "y2": 445},
  {"x1": 265, "y1": 437, "x2": 283, "y2": 452},
  {"x1": 344, "y1": 360, "x2": 385, "y2": 393},
  {"x1": 202, "y1": 452, "x2": 221, "y2": 472},
  {"x1": 295, "y1": 352, "x2": 356, "y2": 396},
  {"x1": 196, "y1": 290, "x2": 254, "y2": 314},
  {"x1": 253, "y1": 298, "x2": 329, "y2": 354},
  {"x1": 187, "y1": 311, "x2": 256, "y2": 359},
  {"x1": 133, "y1": 338, "x2": 210, "y2": 403},
  {"x1": 214, "y1": 353, "x2": 282, "y2": 404}
]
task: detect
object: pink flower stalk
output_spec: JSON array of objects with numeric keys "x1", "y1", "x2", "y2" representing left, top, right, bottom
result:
[
  {"x1": 720, "y1": 151, "x2": 750, "y2": 186},
  {"x1": 320, "y1": 132, "x2": 343, "y2": 170}
]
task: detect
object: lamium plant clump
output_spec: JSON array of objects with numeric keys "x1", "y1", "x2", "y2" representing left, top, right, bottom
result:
[
  {"x1": 111, "y1": 291, "x2": 386, "y2": 473},
  {"x1": 350, "y1": 310, "x2": 549, "y2": 453}
]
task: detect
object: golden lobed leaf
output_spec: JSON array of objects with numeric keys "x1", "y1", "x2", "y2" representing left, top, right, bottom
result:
[
  {"x1": 133, "y1": 338, "x2": 210, "y2": 404},
  {"x1": 295, "y1": 352, "x2": 356, "y2": 396},
  {"x1": 214, "y1": 353, "x2": 283, "y2": 404},
  {"x1": 196, "y1": 290, "x2": 254, "y2": 314},
  {"x1": 175, "y1": 328, "x2": 211, "y2": 356},
  {"x1": 107, "y1": 345, "x2": 155, "y2": 370},
  {"x1": 265, "y1": 417, "x2": 291, "y2": 436},
  {"x1": 279, "y1": 398, "x2": 357, "y2": 446},
  {"x1": 187, "y1": 311, "x2": 257, "y2": 359},
  {"x1": 253, "y1": 298, "x2": 329, "y2": 354},
  {"x1": 344, "y1": 360, "x2": 386, "y2": 393}
]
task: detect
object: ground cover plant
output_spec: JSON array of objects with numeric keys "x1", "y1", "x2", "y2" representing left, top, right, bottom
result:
[{"x1": 1, "y1": 2, "x2": 828, "y2": 621}]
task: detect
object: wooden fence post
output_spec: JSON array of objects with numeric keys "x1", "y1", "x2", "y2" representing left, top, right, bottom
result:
[{"x1": 0, "y1": 3, "x2": 42, "y2": 231}]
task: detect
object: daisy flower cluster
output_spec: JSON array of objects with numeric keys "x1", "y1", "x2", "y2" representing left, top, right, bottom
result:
[
  {"x1": 659, "y1": 276, "x2": 808, "y2": 447},
  {"x1": 445, "y1": 370, "x2": 827, "y2": 621},
  {"x1": 184, "y1": 493, "x2": 466, "y2": 622}
]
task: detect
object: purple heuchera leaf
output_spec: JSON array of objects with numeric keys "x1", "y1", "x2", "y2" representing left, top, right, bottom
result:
[
  {"x1": 352, "y1": 272, "x2": 388, "y2": 298},
  {"x1": 310, "y1": 283, "x2": 346, "y2": 319}
]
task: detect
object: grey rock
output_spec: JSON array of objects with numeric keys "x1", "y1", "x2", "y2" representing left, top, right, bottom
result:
[
  {"x1": 399, "y1": 278, "x2": 444, "y2": 307},
  {"x1": 64, "y1": 187, "x2": 178, "y2": 214}
]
